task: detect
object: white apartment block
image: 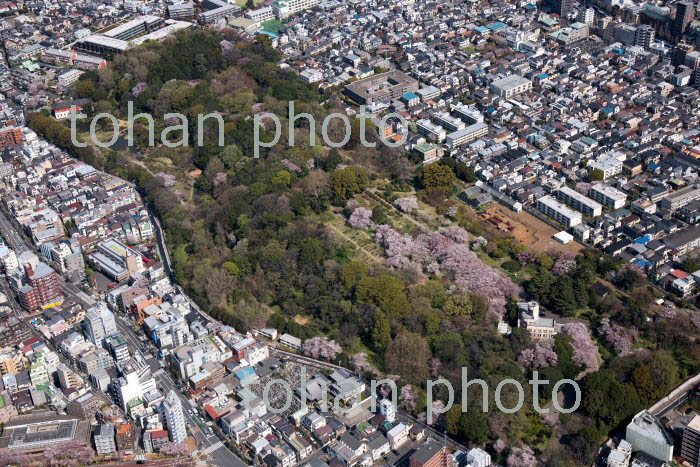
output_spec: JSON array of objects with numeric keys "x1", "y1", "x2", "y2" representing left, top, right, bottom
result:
[
  {"x1": 446, "y1": 122, "x2": 489, "y2": 148},
  {"x1": 659, "y1": 185, "x2": 700, "y2": 211},
  {"x1": 162, "y1": 390, "x2": 187, "y2": 444},
  {"x1": 432, "y1": 112, "x2": 465, "y2": 132},
  {"x1": 589, "y1": 184, "x2": 627, "y2": 209},
  {"x1": 416, "y1": 119, "x2": 447, "y2": 142},
  {"x1": 451, "y1": 103, "x2": 484, "y2": 124},
  {"x1": 536, "y1": 195, "x2": 583, "y2": 227},
  {"x1": 557, "y1": 186, "x2": 603, "y2": 217},
  {"x1": 588, "y1": 152, "x2": 624, "y2": 179}
]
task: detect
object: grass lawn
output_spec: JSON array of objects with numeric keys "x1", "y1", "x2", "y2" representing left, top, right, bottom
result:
[
  {"x1": 262, "y1": 19, "x2": 284, "y2": 34},
  {"x1": 0, "y1": 394, "x2": 5, "y2": 409}
]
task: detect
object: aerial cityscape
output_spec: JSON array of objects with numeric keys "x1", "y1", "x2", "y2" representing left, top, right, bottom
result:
[{"x1": 0, "y1": 0, "x2": 697, "y2": 465}]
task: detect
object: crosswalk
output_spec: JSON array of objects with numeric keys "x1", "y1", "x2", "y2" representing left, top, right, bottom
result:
[
  {"x1": 153, "y1": 369, "x2": 164, "y2": 377},
  {"x1": 201, "y1": 441, "x2": 224, "y2": 455}
]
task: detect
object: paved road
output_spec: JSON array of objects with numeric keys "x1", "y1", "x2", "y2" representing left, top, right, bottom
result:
[
  {"x1": 0, "y1": 209, "x2": 28, "y2": 253},
  {"x1": 0, "y1": 204, "x2": 248, "y2": 466},
  {"x1": 113, "y1": 314, "x2": 248, "y2": 467}
]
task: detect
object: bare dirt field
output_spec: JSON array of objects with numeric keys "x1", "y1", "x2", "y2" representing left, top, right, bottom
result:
[{"x1": 481, "y1": 205, "x2": 584, "y2": 256}]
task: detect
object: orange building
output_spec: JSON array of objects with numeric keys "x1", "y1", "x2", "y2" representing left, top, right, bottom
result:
[{"x1": 0, "y1": 126, "x2": 23, "y2": 150}]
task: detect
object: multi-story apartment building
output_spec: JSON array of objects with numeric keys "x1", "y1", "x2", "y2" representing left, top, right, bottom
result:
[
  {"x1": 451, "y1": 103, "x2": 484, "y2": 124},
  {"x1": 536, "y1": 195, "x2": 583, "y2": 227},
  {"x1": 94, "y1": 423, "x2": 117, "y2": 455},
  {"x1": 431, "y1": 112, "x2": 465, "y2": 132},
  {"x1": 446, "y1": 122, "x2": 489, "y2": 148},
  {"x1": 416, "y1": 119, "x2": 447, "y2": 143},
  {"x1": 557, "y1": 186, "x2": 603, "y2": 218},
  {"x1": 659, "y1": 185, "x2": 700, "y2": 211},
  {"x1": 161, "y1": 390, "x2": 187, "y2": 444},
  {"x1": 0, "y1": 126, "x2": 24, "y2": 150},
  {"x1": 85, "y1": 303, "x2": 118, "y2": 346},
  {"x1": 16, "y1": 262, "x2": 61, "y2": 311},
  {"x1": 589, "y1": 184, "x2": 627, "y2": 209}
]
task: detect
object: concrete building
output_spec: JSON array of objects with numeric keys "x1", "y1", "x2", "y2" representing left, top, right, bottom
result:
[
  {"x1": 272, "y1": 0, "x2": 319, "y2": 19},
  {"x1": 161, "y1": 390, "x2": 187, "y2": 444},
  {"x1": 409, "y1": 439, "x2": 451, "y2": 467},
  {"x1": 659, "y1": 185, "x2": 700, "y2": 211},
  {"x1": 94, "y1": 423, "x2": 117, "y2": 455},
  {"x1": 673, "y1": 1, "x2": 695, "y2": 39},
  {"x1": 57, "y1": 363, "x2": 84, "y2": 389},
  {"x1": 446, "y1": 122, "x2": 489, "y2": 148},
  {"x1": 518, "y1": 301, "x2": 560, "y2": 340},
  {"x1": 536, "y1": 195, "x2": 583, "y2": 227},
  {"x1": 557, "y1": 186, "x2": 603, "y2": 217},
  {"x1": 15, "y1": 262, "x2": 61, "y2": 311},
  {"x1": 432, "y1": 112, "x2": 465, "y2": 132},
  {"x1": 490, "y1": 75, "x2": 532, "y2": 98},
  {"x1": 111, "y1": 362, "x2": 157, "y2": 410},
  {"x1": 167, "y1": 1, "x2": 194, "y2": 19},
  {"x1": 379, "y1": 398, "x2": 396, "y2": 423},
  {"x1": 626, "y1": 411, "x2": 673, "y2": 463},
  {"x1": 85, "y1": 303, "x2": 118, "y2": 346},
  {"x1": 589, "y1": 184, "x2": 627, "y2": 209},
  {"x1": 89, "y1": 239, "x2": 144, "y2": 282},
  {"x1": 343, "y1": 71, "x2": 419, "y2": 105},
  {"x1": 634, "y1": 24, "x2": 655, "y2": 49},
  {"x1": 416, "y1": 119, "x2": 447, "y2": 143}
]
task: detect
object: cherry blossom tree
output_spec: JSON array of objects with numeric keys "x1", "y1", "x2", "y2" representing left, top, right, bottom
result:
[
  {"x1": 552, "y1": 253, "x2": 576, "y2": 276},
  {"x1": 350, "y1": 352, "x2": 374, "y2": 374},
  {"x1": 516, "y1": 250, "x2": 537, "y2": 265},
  {"x1": 428, "y1": 357, "x2": 441, "y2": 377},
  {"x1": 160, "y1": 442, "x2": 189, "y2": 456},
  {"x1": 507, "y1": 445, "x2": 537, "y2": 467},
  {"x1": 518, "y1": 343, "x2": 558, "y2": 368},
  {"x1": 376, "y1": 226, "x2": 519, "y2": 317},
  {"x1": 43, "y1": 442, "x2": 95, "y2": 467},
  {"x1": 603, "y1": 323, "x2": 638, "y2": 355},
  {"x1": 132, "y1": 82, "x2": 148, "y2": 97},
  {"x1": 0, "y1": 451, "x2": 30, "y2": 467},
  {"x1": 348, "y1": 207, "x2": 374, "y2": 230},
  {"x1": 281, "y1": 159, "x2": 302, "y2": 173},
  {"x1": 575, "y1": 182, "x2": 592, "y2": 195},
  {"x1": 394, "y1": 196, "x2": 419, "y2": 213},
  {"x1": 446, "y1": 205, "x2": 459, "y2": 219},
  {"x1": 493, "y1": 439, "x2": 507, "y2": 454},
  {"x1": 439, "y1": 226, "x2": 469, "y2": 243},
  {"x1": 303, "y1": 337, "x2": 342, "y2": 360},
  {"x1": 399, "y1": 384, "x2": 418, "y2": 412},
  {"x1": 656, "y1": 307, "x2": 677, "y2": 319},
  {"x1": 562, "y1": 323, "x2": 598, "y2": 370}
]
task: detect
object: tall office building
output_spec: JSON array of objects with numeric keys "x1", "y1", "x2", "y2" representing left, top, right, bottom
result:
[
  {"x1": 552, "y1": 0, "x2": 576, "y2": 18},
  {"x1": 85, "y1": 303, "x2": 118, "y2": 346},
  {"x1": 634, "y1": 24, "x2": 655, "y2": 49},
  {"x1": 673, "y1": 42, "x2": 695, "y2": 67},
  {"x1": 161, "y1": 390, "x2": 187, "y2": 444},
  {"x1": 683, "y1": 415, "x2": 700, "y2": 466},
  {"x1": 673, "y1": 1, "x2": 695, "y2": 39}
]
